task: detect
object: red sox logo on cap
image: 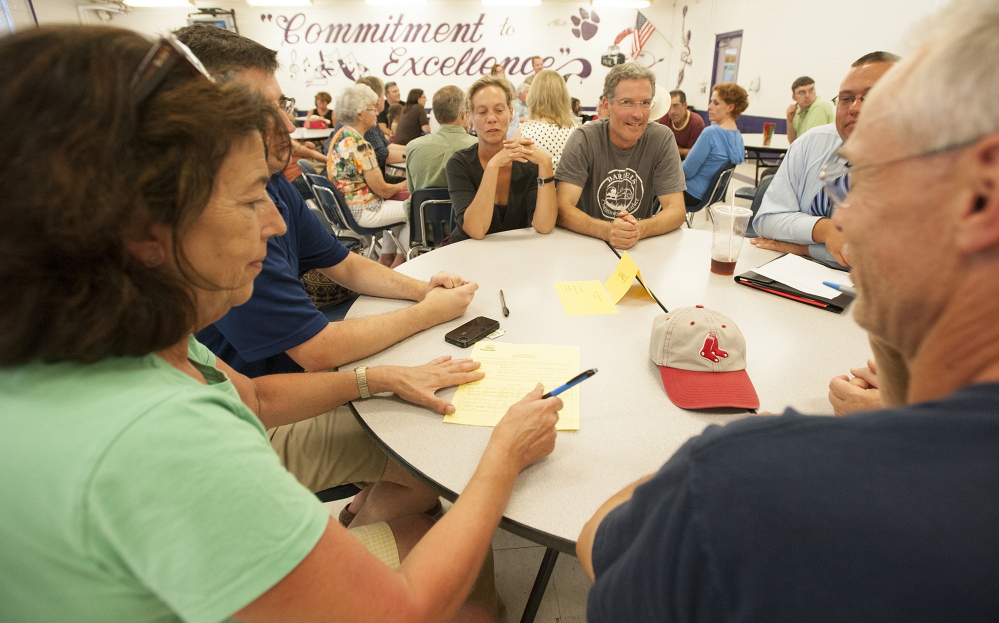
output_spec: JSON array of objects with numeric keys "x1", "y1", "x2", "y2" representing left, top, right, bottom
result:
[{"x1": 649, "y1": 305, "x2": 759, "y2": 409}]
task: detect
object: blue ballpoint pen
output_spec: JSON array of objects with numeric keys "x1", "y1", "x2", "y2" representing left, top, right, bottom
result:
[
  {"x1": 543, "y1": 368, "x2": 598, "y2": 398},
  {"x1": 822, "y1": 281, "x2": 857, "y2": 296}
]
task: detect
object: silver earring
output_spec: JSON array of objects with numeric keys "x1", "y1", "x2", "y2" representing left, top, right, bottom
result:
[{"x1": 147, "y1": 256, "x2": 159, "y2": 266}]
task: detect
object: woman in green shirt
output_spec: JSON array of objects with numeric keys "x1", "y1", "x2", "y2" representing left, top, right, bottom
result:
[{"x1": 0, "y1": 26, "x2": 561, "y2": 623}]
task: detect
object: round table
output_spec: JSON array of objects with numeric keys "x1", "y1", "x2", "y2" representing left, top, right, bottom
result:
[{"x1": 344, "y1": 226, "x2": 872, "y2": 554}]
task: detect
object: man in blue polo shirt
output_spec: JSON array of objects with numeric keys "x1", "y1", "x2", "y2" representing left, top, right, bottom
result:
[{"x1": 177, "y1": 25, "x2": 477, "y2": 528}]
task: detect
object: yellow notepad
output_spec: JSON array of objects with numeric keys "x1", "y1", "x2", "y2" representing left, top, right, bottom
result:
[
  {"x1": 445, "y1": 342, "x2": 581, "y2": 431},
  {"x1": 554, "y1": 281, "x2": 619, "y2": 316}
]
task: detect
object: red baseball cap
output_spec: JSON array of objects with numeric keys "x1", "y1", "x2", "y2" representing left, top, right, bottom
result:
[{"x1": 649, "y1": 305, "x2": 759, "y2": 409}]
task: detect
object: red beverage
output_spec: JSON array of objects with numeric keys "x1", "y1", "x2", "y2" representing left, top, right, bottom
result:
[{"x1": 711, "y1": 258, "x2": 737, "y2": 275}]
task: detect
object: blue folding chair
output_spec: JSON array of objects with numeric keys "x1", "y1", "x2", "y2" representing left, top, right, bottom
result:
[
  {"x1": 407, "y1": 187, "x2": 454, "y2": 260},
  {"x1": 747, "y1": 173, "x2": 775, "y2": 239},
  {"x1": 307, "y1": 175, "x2": 406, "y2": 259},
  {"x1": 685, "y1": 161, "x2": 736, "y2": 227}
]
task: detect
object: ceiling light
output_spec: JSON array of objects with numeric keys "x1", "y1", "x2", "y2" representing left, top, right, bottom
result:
[
  {"x1": 483, "y1": 0, "x2": 540, "y2": 6},
  {"x1": 123, "y1": 0, "x2": 193, "y2": 6},
  {"x1": 245, "y1": 0, "x2": 312, "y2": 5},
  {"x1": 591, "y1": 0, "x2": 651, "y2": 7},
  {"x1": 366, "y1": 0, "x2": 427, "y2": 6}
]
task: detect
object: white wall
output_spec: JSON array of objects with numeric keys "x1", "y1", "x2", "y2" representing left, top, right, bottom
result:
[
  {"x1": 659, "y1": 0, "x2": 946, "y2": 119},
  {"x1": 29, "y1": 0, "x2": 944, "y2": 119}
]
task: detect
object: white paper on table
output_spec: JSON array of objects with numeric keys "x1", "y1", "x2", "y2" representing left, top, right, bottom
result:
[{"x1": 752, "y1": 254, "x2": 853, "y2": 299}]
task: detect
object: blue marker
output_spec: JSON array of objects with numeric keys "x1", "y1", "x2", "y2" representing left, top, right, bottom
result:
[
  {"x1": 822, "y1": 281, "x2": 857, "y2": 296},
  {"x1": 543, "y1": 368, "x2": 598, "y2": 399}
]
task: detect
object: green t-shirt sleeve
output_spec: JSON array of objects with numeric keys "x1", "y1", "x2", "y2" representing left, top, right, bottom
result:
[{"x1": 84, "y1": 390, "x2": 329, "y2": 623}]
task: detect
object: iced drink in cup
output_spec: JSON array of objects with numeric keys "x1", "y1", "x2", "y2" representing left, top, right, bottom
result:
[{"x1": 710, "y1": 204, "x2": 754, "y2": 275}]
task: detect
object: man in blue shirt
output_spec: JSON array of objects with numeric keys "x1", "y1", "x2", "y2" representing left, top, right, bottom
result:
[
  {"x1": 177, "y1": 25, "x2": 478, "y2": 528},
  {"x1": 578, "y1": 4, "x2": 999, "y2": 619},
  {"x1": 751, "y1": 52, "x2": 899, "y2": 267}
]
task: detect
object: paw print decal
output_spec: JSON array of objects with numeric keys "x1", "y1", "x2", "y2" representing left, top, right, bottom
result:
[{"x1": 570, "y1": 8, "x2": 600, "y2": 41}]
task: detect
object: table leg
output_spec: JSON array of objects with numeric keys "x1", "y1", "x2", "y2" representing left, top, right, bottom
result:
[{"x1": 518, "y1": 548, "x2": 559, "y2": 623}]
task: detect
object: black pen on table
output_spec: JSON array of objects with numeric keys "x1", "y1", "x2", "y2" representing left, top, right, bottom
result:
[
  {"x1": 543, "y1": 368, "x2": 598, "y2": 399},
  {"x1": 499, "y1": 290, "x2": 509, "y2": 317}
]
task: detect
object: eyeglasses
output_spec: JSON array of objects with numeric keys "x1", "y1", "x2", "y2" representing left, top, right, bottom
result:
[
  {"x1": 818, "y1": 136, "x2": 982, "y2": 209},
  {"x1": 278, "y1": 96, "x2": 296, "y2": 117},
  {"x1": 365, "y1": 107, "x2": 380, "y2": 113},
  {"x1": 832, "y1": 94, "x2": 864, "y2": 108},
  {"x1": 130, "y1": 34, "x2": 214, "y2": 105},
  {"x1": 612, "y1": 99, "x2": 654, "y2": 109}
]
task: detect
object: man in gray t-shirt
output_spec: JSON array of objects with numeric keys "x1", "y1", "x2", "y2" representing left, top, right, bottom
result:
[{"x1": 556, "y1": 63, "x2": 687, "y2": 249}]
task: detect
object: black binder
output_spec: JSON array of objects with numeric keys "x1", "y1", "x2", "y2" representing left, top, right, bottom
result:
[{"x1": 734, "y1": 255, "x2": 854, "y2": 313}]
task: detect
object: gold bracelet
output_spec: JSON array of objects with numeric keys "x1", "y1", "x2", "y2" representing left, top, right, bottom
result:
[{"x1": 354, "y1": 366, "x2": 371, "y2": 399}]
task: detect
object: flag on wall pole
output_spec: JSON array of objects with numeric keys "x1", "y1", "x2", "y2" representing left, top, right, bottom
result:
[{"x1": 632, "y1": 11, "x2": 657, "y2": 58}]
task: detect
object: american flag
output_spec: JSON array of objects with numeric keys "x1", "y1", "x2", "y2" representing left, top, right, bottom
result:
[{"x1": 632, "y1": 11, "x2": 656, "y2": 58}]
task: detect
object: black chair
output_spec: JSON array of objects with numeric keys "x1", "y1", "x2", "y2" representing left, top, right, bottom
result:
[
  {"x1": 747, "y1": 173, "x2": 775, "y2": 239},
  {"x1": 734, "y1": 166, "x2": 779, "y2": 202},
  {"x1": 685, "y1": 161, "x2": 736, "y2": 227},
  {"x1": 407, "y1": 187, "x2": 454, "y2": 260}
]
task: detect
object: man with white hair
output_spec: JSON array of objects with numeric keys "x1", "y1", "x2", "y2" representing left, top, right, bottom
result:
[
  {"x1": 577, "y1": 2, "x2": 999, "y2": 619},
  {"x1": 507, "y1": 82, "x2": 530, "y2": 139},
  {"x1": 751, "y1": 51, "x2": 899, "y2": 267}
]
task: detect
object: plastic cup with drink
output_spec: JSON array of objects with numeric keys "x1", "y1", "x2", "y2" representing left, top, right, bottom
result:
[{"x1": 710, "y1": 204, "x2": 754, "y2": 275}]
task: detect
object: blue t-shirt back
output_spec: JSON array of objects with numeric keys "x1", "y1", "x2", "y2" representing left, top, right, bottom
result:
[
  {"x1": 682, "y1": 125, "x2": 744, "y2": 200},
  {"x1": 588, "y1": 382, "x2": 999, "y2": 622}
]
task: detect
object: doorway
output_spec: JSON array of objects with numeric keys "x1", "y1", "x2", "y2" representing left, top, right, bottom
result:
[{"x1": 711, "y1": 31, "x2": 743, "y2": 90}]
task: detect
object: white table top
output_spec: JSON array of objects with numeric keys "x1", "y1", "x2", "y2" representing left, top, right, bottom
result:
[
  {"x1": 742, "y1": 132, "x2": 790, "y2": 151},
  {"x1": 291, "y1": 127, "x2": 333, "y2": 141},
  {"x1": 344, "y1": 227, "x2": 872, "y2": 552}
]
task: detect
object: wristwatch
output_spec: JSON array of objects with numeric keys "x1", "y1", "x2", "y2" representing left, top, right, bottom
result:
[
  {"x1": 354, "y1": 366, "x2": 371, "y2": 399},
  {"x1": 537, "y1": 175, "x2": 555, "y2": 186}
]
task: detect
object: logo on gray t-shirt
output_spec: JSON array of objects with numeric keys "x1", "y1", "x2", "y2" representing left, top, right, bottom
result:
[{"x1": 597, "y1": 168, "x2": 645, "y2": 218}]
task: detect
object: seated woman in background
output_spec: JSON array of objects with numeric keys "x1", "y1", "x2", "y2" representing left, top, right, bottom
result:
[
  {"x1": 516, "y1": 69, "x2": 578, "y2": 169},
  {"x1": 393, "y1": 88, "x2": 431, "y2": 146},
  {"x1": 446, "y1": 75, "x2": 557, "y2": 242},
  {"x1": 307, "y1": 90, "x2": 336, "y2": 127},
  {"x1": 0, "y1": 25, "x2": 561, "y2": 623},
  {"x1": 386, "y1": 102, "x2": 404, "y2": 141},
  {"x1": 682, "y1": 82, "x2": 747, "y2": 206},
  {"x1": 328, "y1": 84, "x2": 410, "y2": 267}
]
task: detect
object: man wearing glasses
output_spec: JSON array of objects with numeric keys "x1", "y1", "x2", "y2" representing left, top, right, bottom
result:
[
  {"x1": 556, "y1": 62, "x2": 687, "y2": 250},
  {"x1": 579, "y1": 3, "x2": 999, "y2": 618},
  {"x1": 752, "y1": 52, "x2": 899, "y2": 267},
  {"x1": 785, "y1": 76, "x2": 835, "y2": 144}
]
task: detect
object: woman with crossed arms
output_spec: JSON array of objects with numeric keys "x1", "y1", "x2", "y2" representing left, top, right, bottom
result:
[{"x1": 446, "y1": 75, "x2": 558, "y2": 242}]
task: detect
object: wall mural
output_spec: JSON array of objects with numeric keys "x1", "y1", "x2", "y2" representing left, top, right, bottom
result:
[
  {"x1": 247, "y1": 5, "x2": 658, "y2": 106},
  {"x1": 676, "y1": 5, "x2": 693, "y2": 89}
]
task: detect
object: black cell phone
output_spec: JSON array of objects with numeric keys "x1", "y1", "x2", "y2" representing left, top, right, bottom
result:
[{"x1": 445, "y1": 316, "x2": 500, "y2": 348}]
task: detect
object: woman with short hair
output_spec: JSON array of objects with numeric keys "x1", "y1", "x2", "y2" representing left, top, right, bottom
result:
[
  {"x1": 682, "y1": 82, "x2": 747, "y2": 206},
  {"x1": 328, "y1": 83, "x2": 409, "y2": 266},
  {"x1": 517, "y1": 69, "x2": 579, "y2": 169},
  {"x1": 446, "y1": 75, "x2": 557, "y2": 242},
  {"x1": 392, "y1": 88, "x2": 431, "y2": 146},
  {"x1": 0, "y1": 25, "x2": 561, "y2": 623},
  {"x1": 308, "y1": 90, "x2": 336, "y2": 127}
]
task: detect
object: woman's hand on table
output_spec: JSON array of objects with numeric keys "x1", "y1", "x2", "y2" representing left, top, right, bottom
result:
[
  {"x1": 371, "y1": 357, "x2": 484, "y2": 414},
  {"x1": 488, "y1": 384, "x2": 562, "y2": 472},
  {"x1": 750, "y1": 238, "x2": 810, "y2": 256}
]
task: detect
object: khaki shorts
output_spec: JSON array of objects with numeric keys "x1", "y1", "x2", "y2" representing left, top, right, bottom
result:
[
  {"x1": 268, "y1": 405, "x2": 388, "y2": 493},
  {"x1": 349, "y1": 522, "x2": 401, "y2": 569}
]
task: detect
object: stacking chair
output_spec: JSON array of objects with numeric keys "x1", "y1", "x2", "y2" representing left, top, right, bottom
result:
[
  {"x1": 685, "y1": 161, "x2": 736, "y2": 227},
  {"x1": 746, "y1": 173, "x2": 775, "y2": 239},
  {"x1": 734, "y1": 167, "x2": 778, "y2": 202},
  {"x1": 407, "y1": 187, "x2": 454, "y2": 260},
  {"x1": 297, "y1": 158, "x2": 318, "y2": 176},
  {"x1": 307, "y1": 176, "x2": 407, "y2": 259}
]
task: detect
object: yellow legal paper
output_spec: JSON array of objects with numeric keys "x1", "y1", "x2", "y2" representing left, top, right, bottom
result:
[
  {"x1": 445, "y1": 342, "x2": 581, "y2": 431},
  {"x1": 604, "y1": 251, "x2": 652, "y2": 303},
  {"x1": 554, "y1": 281, "x2": 619, "y2": 316}
]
